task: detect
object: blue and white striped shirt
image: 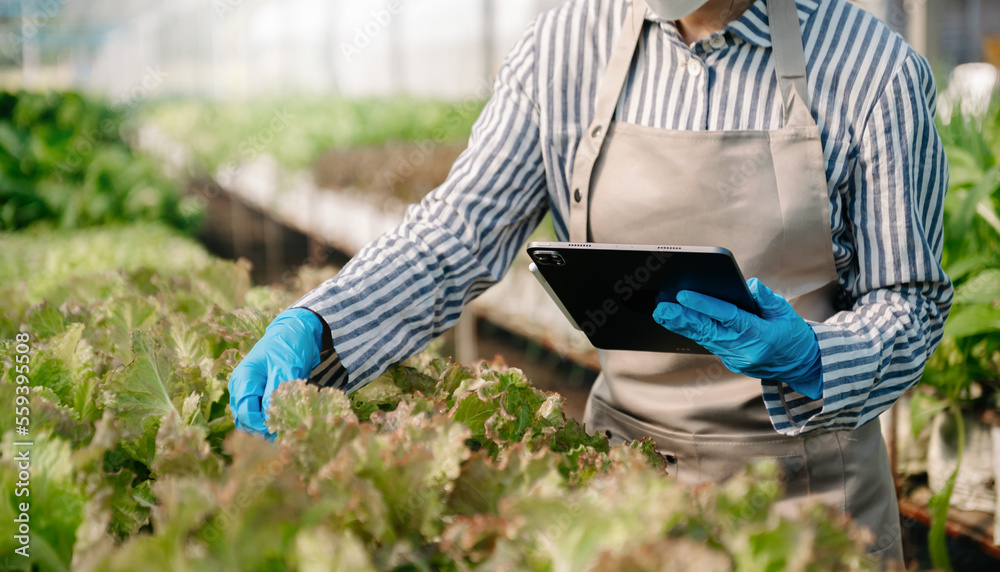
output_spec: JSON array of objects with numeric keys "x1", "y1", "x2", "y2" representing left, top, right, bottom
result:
[{"x1": 296, "y1": 0, "x2": 952, "y2": 435}]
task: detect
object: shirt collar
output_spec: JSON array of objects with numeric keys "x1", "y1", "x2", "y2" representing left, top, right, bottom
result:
[{"x1": 643, "y1": 0, "x2": 819, "y2": 48}]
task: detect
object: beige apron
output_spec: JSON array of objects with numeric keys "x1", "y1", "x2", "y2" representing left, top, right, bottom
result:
[{"x1": 572, "y1": 0, "x2": 902, "y2": 559}]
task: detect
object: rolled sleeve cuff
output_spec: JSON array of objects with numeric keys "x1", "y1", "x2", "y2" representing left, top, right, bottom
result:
[
  {"x1": 761, "y1": 321, "x2": 856, "y2": 436},
  {"x1": 295, "y1": 306, "x2": 350, "y2": 390}
]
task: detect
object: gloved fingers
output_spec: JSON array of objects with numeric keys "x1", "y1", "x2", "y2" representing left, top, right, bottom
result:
[
  {"x1": 261, "y1": 358, "x2": 303, "y2": 417},
  {"x1": 235, "y1": 395, "x2": 269, "y2": 436},
  {"x1": 675, "y1": 290, "x2": 754, "y2": 332},
  {"x1": 228, "y1": 357, "x2": 267, "y2": 422},
  {"x1": 747, "y1": 278, "x2": 792, "y2": 318},
  {"x1": 271, "y1": 309, "x2": 324, "y2": 367},
  {"x1": 653, "y1": 302, "x2": 734, "y2": 343}
]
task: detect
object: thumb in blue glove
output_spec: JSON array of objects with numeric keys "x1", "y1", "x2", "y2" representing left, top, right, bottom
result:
[
  {"x1": 652, "y1": 278, "x2": 823, "y2": 399},
  {"x1": 228, "y1": 308, "x2": 324, "y2": 440}
]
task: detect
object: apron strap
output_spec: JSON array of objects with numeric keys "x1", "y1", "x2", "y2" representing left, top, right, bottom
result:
[
  {"x1": 568, "y1": 0, "x2": 814, "y2": 242},
  {"x1": 766, "y1": 0, "x2": 813, "y2": 128},
  {"x1": 569, "y1": 0, "x2": 647, "y2": 242}
]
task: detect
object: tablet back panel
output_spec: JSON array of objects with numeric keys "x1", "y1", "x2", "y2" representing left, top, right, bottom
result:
[{"x1": 526, "y1": 243, "x2": 758, "y2": 353}]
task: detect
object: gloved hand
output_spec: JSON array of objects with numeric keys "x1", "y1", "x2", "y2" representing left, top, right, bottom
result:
[
  {"x1": 228, "y1": 308, "x2": 324, "y2": 439},
  {"x1": 651, "y1": 278, "x2": 823, "y2": 399}
]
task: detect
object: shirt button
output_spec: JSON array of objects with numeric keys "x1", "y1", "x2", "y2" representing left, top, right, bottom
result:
[
  {"x1": 710, "y1": 35, "x2": 726, "y2": 49},
  {"x1": 686, "y1": 61, "x2": 703, "y2": 77}
]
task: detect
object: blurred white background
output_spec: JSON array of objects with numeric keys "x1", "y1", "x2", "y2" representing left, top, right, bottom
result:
[{"x1": 1, "y1": 0, "x2": 999, "y2": 101}]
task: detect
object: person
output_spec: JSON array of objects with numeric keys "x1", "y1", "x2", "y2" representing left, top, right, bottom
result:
[{"x1": 228, "y1": 0, "x2": 952, "y2": 561}]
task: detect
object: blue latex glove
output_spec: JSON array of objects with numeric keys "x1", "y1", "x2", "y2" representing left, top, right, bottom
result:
[
  {"x1": 651, "y1": 278, "x2": 823, "y2": 399},
  {"x1": 228, "y1": 308, "x2": 324, "y2": 439}
]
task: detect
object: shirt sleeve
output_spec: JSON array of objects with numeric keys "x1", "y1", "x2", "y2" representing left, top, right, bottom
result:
[
  {"x1": 761, "y1": 50, "x2": 954, "y2": 435},
  {"x1": 292, "y1": 25, "x2": 548, "y2": 393}
]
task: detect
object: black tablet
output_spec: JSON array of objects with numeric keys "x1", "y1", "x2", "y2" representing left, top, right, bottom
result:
[{"x1": 526, "y1": 242, "x2": 760, "y2": 354}]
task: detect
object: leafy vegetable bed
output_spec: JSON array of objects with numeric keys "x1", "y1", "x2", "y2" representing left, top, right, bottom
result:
[
  {"x1": 142, "y1": 97, "x2": 484, "y2": 174},
  {"x1": 1, "y1": 224, "x2": 876, "y2": 571}
]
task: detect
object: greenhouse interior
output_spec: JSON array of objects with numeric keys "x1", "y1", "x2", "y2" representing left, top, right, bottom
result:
[{"x1": 2, "y1": 0, "x2": 1000, "y2": 570}]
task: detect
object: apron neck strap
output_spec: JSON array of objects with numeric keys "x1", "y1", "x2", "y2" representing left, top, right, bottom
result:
[
  {"x1": 765, "y1": 0, "x2": 813, "y2": 128},
  {"x1": 568, "y1": 0, "x2": 647, "y2": 242},
  {"x1": 589, "y1": 0, "x2": 649, "y2": 146}
]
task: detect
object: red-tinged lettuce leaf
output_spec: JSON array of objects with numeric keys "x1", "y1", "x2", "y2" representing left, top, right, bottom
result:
[
  {"x1": 161, "y1": 317, "x2": 230, "y2": 421},
  {"x1": 402, "y1": 353, "x2": 455, "y2": 383},
  {"x1": 625, "y1": 436, "x2": 668, "y2": 472},
  {"x1": 440, "y1": 513, "x2": 525, "y2": 570},
  {"x1": 0, "y1": 433, "x2": 84, "y2": 572},
  {"x1": 97, "y1": 476, "x2": 217, "y2": 572},
  {"x1": 106, "y1": 472, "x2": 154, "y2": 541},
  {"x1": 103, "y1": 435, "x2": 297, "y2": 571},
  {"x1": 151, "y1": 411, "x2": 224, "y2": 480},
  {"x1": 215, "y1": 307, "x2": 273, "y2": 356},
  {"x1": 210, "y1": 348, "x2": 241, "y2": 386},
  {"x1": 100, "y1": 331, "x2": 210, "y2": 467},
  {"x1": 32, "y1": 393, "x2": 95, "y2": 448},
  {"x1": 497, "y1": 449, "x2": 688, "y2": 572},
  {"x1": 371, "y1": 400, "x2": 470, "y2": 487},
  {"x1": 194, "y1": 433, "x2": 310, "y2": 572},
  {"x1": 163, "y1": 315, "x2": 215, "y2": 371},
  {"x1": 309, "y1": 407, "x2": 471, "y2": 548},
  {"x1": 350, "y1": 374, "x2": 405, "y2": 421},
  {"x1": 432, "y1": 363, "x2": 479, "y2": 407},
  {"x1": 91, "y1": 294, "x2": 160, "y2": 364},
  {"x1": 265, "y1": 380, "x2": 360, "y2": 479},
  {"x1": 293, "y1": 526, "x2": 378, "y2": 572},
  {"x1": 21, "y1": 301, "x2": 68, "y2": 340},
  {"x1": 448, "y1": 364, "x2": 604, "y2": 461},
  {"x1": 266, "y1": 379, "x2": 356, "y2": 434},
  {"x1": 191, "y1": 258, "x2": 253, "y2": 312},
  {"x1": 30, "y1": 323, "x2": 103, "y2": 423},
  {"x1": 381, "y1": 362, "x2": 440, "y2": 397},
  {"x1": 70, "y1": 474, "x2": 155, "y2": 572},
  {"x1": 480, "y1": 369, "x2": 549, "y2": 443},
  {"x1": 70, "y1": 430, "x2": 143, "y2": 572},
  {"x1": 592, "y1": 537, "x2": 733, "y2": 572},
  {"x1": 153, "y1": 259, "x2": 252, "y2": 321},
  {"x1": 448, "y1": 443, "x2": 563, "y2": 516},
  {"x1": 450, "y1": 389, "x2": 498, "y2": 456}
]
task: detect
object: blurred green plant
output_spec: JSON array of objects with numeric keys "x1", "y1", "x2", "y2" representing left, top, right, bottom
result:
[
  {"x1": 0, "y1": 91, "x2": 203, "y2": 232},
  {"x1": 913, "y1": 102, "x2": 1000, "y2": 571},
  {"x1": 142, "y1": 95, "x2": 485, "y2": 173}
]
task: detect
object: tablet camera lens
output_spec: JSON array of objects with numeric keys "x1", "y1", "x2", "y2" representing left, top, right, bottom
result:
[{"x1": 533, "y1": 251, "x2": 566, "y2": 266}]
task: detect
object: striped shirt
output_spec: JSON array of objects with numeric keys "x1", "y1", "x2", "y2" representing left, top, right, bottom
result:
[{"x1": 296, "y1": 0, "x2": 953, "y2": 436}]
